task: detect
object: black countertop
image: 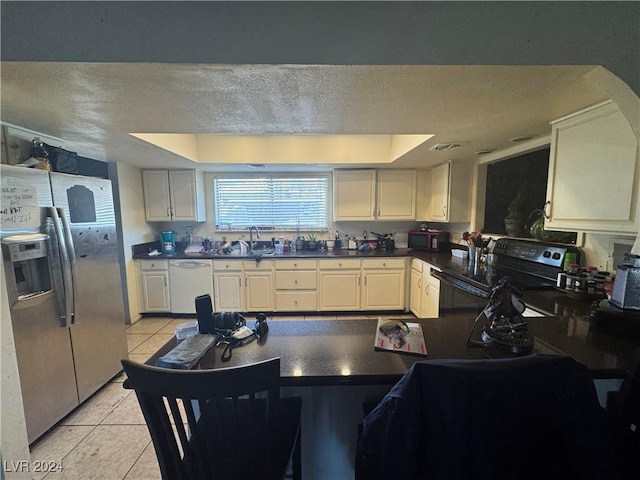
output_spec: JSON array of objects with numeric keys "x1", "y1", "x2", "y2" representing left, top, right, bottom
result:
[{"x1": 147, "y1": 313, "x2": 639, "y2": 384}]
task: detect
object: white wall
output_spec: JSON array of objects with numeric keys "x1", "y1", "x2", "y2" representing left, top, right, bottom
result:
[{"x1": 114, "y1": 163, "x2": 157, "y2": 323}]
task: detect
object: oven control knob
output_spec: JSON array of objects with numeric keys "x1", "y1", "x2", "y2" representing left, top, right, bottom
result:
[
  {"x1": 552, "y1": 253, "x2": 561, "y2": 260},
  {"x1": 543, "y1": 251, "x2": 551, "y2": 258}
]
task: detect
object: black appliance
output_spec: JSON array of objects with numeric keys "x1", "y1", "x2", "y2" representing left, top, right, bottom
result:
[
  {"x1": 370, "y1": 232, "x2": 395, "y2": 251},
  {"x1": 439, "y1": 238, "x2": 581, "y2": 311},
  {"x1": 408, "y1": 230, "x2": 450, "y2": 251},
  {"x1": 589, "y1": 299, "x2": 640, "y2": 339}
]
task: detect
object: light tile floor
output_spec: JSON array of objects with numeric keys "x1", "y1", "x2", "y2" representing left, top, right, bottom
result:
[{"x1": 30, "y1": 313, "x2": 414, "y2": 479}]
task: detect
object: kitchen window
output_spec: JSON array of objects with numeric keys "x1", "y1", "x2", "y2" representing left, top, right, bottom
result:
[{"x1": 214, "y1": 175, "x2": 329, "y2": 230}]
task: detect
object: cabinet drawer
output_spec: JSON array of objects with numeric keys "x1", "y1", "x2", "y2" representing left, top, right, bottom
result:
[
  {"x1": 243, "y1": 260, "x2": 274, "y2": 271},
  {"x1": 275, "y1": 292, "x2": 317, "y2": 311},
  {"x1": 212, "y1": 260, "x2": 243, "y2": 272},
  {"x1": 275, "y1": 259, "x2": 317, "y2": 270},
  {"x1": 138, "y1": 260, "x2": 168, "y2": 271},
  {"x1": 275, "y1": 271, "x2": 317, "y2": 290},
  {"x1": 362, "y1": 258, "x2": 406, "y2": 269},
  {"x1": 318, "y1": 259, "x2": 361, "y2": 270}
]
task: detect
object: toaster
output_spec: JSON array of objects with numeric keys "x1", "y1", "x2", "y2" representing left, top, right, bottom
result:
[{"x1": 610, "y1": 265, "x2": 640, "y2": 310}]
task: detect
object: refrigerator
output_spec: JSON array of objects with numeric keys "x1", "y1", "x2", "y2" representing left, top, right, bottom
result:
[{"x1": 1, "y1": 164, "x2": 128, "y2": 443}]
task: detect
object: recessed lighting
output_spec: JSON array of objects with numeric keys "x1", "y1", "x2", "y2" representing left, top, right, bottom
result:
[
  {"x1": 508, "y1": 135, "x2": 536, "y2": 143},
  {"x1": 474, "y1": 149, "x2": 496, "y2": 155},
  {"x1": 247, "y1": 164, "x2": 268, "y2": 169}
]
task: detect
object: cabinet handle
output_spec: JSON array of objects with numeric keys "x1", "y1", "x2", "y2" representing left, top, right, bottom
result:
[
  {"x1": 364, "y1": 276, "x2": 367, "y2": 286},
  {"x1": 294, "y1": 263, "x2": 297, "y2": 267},
  {"x1": 442, "y1": 205, "x2": 446, "y2": 217},
  {"x1": 166, "y1": 207, "x2": 170, "y2": 217},
  {"x1": 339, "y1": 262, "x2": 342, "y2": 267},
  {"x1": 239, "y1": 278, "x2": 242, "y2": 287},
  {"x1": 425, "y1": 285, "x2": 429, "y2": 295},
  {"x1": 245, "y1": 278, "x2": 248, "y2": 287},
  {"x1": 295, "y1": 280, "x2": 298, "y2": 284},
  {"x1": 377, "y1": 206, "x2": 380, "y2": 216},
  {"x1": 418, "y1": 278, "x2": 422, "y2": 288},
  {"x1": 543, "y1": 200, "x2": 551, "y2": 219},
  {"x1": 383, "y1": 262, "x2": 386, "y2": 267}
]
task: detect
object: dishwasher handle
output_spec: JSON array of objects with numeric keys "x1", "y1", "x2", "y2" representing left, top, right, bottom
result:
[{"x1": 172, "y1": 261, "x2": 210, "y2": 268}]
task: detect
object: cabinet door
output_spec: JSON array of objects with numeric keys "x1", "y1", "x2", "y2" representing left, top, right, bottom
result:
[
  {"x1": 409, "y1": 268, "x2": 423, "y2": 317},
  {"x1": 245, "y1": 272, "x2": 274, "y2": 312},
  {"x1": 318, "y1": 272, "x2": 360, "y2": 310},
  {"x1": 423, "y1": 284, "x2": 440, "y2": 319},
  {"x1": 546, "y1": 101, "x2": 639, "y2": 234},
  {"x1": 214, "y1": 272, "x2": 244, "y2": 311},
  {"x1": 333, "y1": 170, "x2": 376, "y2": 221},
  {"x1": 140, "y1": 272, "x2": 170, "y2": 312},
  {"x1": 430, "y1": 163, "x2": 450, "y2": 221},
  {"x1": 376, "y1": 170, "x2": 416, "y2": 220},
  {"x1": 169, "y1": 170, "x2": 199, "y2": 221},
  {"x1": 362, "y1": 270, "x2": 405, "y2": 310},
  {"x1": 142, "y1": 170, "x2": 171, "y2": 222}
]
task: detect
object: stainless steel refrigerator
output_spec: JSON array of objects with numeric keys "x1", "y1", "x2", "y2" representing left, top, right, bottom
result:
[{"x1": 1, "y1": 164, "x2": 128, "y2": 443}]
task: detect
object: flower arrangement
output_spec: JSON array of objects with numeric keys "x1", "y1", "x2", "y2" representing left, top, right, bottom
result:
[{"x1": 462, "y1": 231, "x2": 490, "y2": 248}]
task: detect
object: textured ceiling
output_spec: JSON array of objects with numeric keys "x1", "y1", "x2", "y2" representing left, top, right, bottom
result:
[{"x1": 0, "y1": 63, "x2": 609, "y2": 171}]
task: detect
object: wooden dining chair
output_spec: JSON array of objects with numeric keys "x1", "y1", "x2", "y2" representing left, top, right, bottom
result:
[{"x1": 122, "y1": 357, "x2": 302, "y2": 480}]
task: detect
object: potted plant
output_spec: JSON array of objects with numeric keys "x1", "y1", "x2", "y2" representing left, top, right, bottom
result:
[
  {"x1": 504, "y1": 189, "x2": 527, "y2": 237},
  {"x1": 307, "y1": 233, "x2": 318, "y2": 250}
]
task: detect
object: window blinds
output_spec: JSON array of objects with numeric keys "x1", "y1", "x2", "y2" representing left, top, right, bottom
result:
[{"x1": 214, "y1": 176, "x2": 329, "y2": 229}]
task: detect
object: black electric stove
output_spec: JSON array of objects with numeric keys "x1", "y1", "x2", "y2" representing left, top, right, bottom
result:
[{"x1": 441, "y1": 239, "x2": 581, "y2": 299}]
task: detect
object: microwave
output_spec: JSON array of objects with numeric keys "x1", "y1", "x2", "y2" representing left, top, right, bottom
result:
[{"x1": 408, "y1": 230, "x2": 450, "y2": 251}]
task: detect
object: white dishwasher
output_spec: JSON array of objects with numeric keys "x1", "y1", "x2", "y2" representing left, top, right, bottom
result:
[{"x1": 169, "y1": 259, "x2": 214, "y2": 314}]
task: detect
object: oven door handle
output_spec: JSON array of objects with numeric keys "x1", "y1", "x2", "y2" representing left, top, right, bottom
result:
[{"x1": 440, "y1": 271, "x2": 491, "y2": 299}]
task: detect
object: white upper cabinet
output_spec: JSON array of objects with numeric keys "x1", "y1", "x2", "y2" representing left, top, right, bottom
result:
[
  {"x1": 333, "y1": 169, "x2": 416, "y2": 221},
  {"x1": 376, "y1": 170, "x2": 417, "y2": 220},
  {"x1": 333, "y1": 170, "x2": 377, "y2": 221},
  {"x1": 545, "y1": 100, "x2": 640, "y2": 234},
  {"x1": 419, "y1": 161, "x2": 472, "y2": 223},
  {"x1": 142, "y1": 169, "x2": 206, "y2": 222}
]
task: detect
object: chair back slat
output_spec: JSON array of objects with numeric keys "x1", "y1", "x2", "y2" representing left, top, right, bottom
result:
[{"x1": 122, "y1": 357, "x2": 296, "y2": 480}]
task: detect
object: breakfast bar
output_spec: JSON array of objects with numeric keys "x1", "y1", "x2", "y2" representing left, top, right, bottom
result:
[{"x1": 145, "y1": 312, "x2": 637, "y2": 480}]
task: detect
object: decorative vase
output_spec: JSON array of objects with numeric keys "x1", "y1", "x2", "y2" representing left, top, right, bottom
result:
[
  {"x1": 468, "y1": 245, "x2": 476, "y2": 262},
  {"x1": 504, "y1": 217, "x2": 525, "y2": 237}
]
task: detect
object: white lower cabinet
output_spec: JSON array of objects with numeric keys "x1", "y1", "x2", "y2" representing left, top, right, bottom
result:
[
  {"x1": 155, "y1": 256, "x2": 412, "y2": 314},
  {"x1": 361, "y1": 258, "x2": 406, "y2": 310},
  {"x1": 137, "y1": 260, "x2": 170, "y2": 312},
  {"x1": 409, "y1": 258, "x2": 440, "y2": 318},
  {"x1": 213, "y1": 260, "x2": 275, "y2": 312},
  {"x1": 213, "y1": 261, "x2": 244, "y2": 311},
  {"x1": 275, "y1": 259, "x2": 318, "y2": 311},
  {"x1": 243, "y1": 260, "x2": 274, "y2": 312},
  {"x1": 318, "y1": 259, "x2": 361, "y2": 311}
]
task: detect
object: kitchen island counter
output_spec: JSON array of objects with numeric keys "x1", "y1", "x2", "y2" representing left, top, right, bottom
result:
[{"x1": 147, "y1": 313, "x2": 637, "y2": 381}]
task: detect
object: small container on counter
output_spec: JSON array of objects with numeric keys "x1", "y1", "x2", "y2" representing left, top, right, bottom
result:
[
  {"x1": 556, "y1": 272, "x2": 567, "y2": 289},
  {"x1": 565, "y1": 274, "x2": 576, "y2": 291}
]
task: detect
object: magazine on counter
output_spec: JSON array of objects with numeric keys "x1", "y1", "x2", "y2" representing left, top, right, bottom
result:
[{"x1": 374, "y1": 318, "x2": 428, "y2": 357}]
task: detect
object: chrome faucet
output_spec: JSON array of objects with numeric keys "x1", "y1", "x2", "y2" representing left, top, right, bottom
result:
[{"x1": 249, "y1": 226, "x2": 260, "y2": 251}]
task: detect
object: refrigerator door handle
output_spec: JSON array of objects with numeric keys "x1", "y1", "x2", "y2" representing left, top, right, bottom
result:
[
  {"x1": 49, "y1": 207, "x2": 74, "y2": 327},
  {"x1": 57, "y1": 207, "x2": 78, "y2": 324}
]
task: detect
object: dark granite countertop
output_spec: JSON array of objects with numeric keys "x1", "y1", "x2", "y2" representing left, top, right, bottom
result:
[
  {"x1": 146, "y1": 313, "x2": 638, "y2": 385},
  {"x1": 132, "y1": 240, "x2": 416, "y2": 260}
]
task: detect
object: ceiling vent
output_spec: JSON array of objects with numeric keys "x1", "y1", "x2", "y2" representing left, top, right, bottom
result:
[{"x1": 429, "y1": 142, "x2": 462, "y2": 152}]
